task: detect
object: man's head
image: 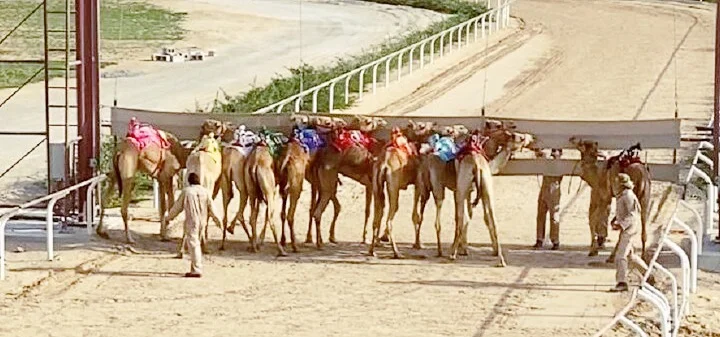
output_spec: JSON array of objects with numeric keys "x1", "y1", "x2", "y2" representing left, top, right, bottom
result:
[
  {"x1": 612, "y1": 173, "x2": 633, "y2": 196},
  {"x1": 188, "y1": 172, "x2": 200, "y2": 186}
]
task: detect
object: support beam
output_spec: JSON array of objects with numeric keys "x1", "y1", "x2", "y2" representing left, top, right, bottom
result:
[
  {"x1": 714, "y1": 0, "x2": 720, "y2": 240},
  {"x1": 75, "y1": 0, "x2": 100, "y2": 219}
]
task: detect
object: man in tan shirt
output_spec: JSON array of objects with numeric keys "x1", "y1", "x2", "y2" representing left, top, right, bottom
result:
[
  {"x1": 165, "y1": 172, "x2": 221, "y2": 278},
  {"x1": 610, "y1": 173, "x2": 642, "y2": 292},
  {"x1": 534, "y1": 148, "x2": 563, "y2": 250}
]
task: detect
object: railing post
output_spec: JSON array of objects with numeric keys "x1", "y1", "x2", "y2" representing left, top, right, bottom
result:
[
  {"x1": 671, "y1": 215, "x2": 698, "y2": 293},
  {"x1": 312, "y1": 89, "x2": 320, "y2": 113},
  {"x1": 0, "y1": 212, "x2": 15, "y2": 280},
  {"x1": 385, "y1": 57, "x2": 391, "y2": 87},
  {"x1": 457, "y1": 26, "x2": 462, "y2": 48},
  {"x1": 358, "y1": 68, "x2": 366, "y2": 100},
  {"x1": 372, "y1": 63, "x2": 380, "y2": 94},
  {"x1": 440, "y1": 34, "x2": 445, "y2": 57},
  {"x1": 329, "y1": 81, "x2": 336, "y2": 113},
  {"x1": 46, "y1": 196, "x2": 63, "y2": 261},
  {"x1": 397, "y1": 51, "x2": 403, "y2": 81},
  {"x1": 638, "y1": 288, "x2": 671, "y2": 337},
  {"x1": 653, "y1": 263, "x2": 679, "y2": 334},
  {"x1": 152, "y1": 179, "x2": 159, "y2": 209},
  {"x1": 294, "y1": 97, "x2": 302, "y2": 112},
  {"x1": 664, "y1": 238, "x2": 691, "y2": 314},
  {"x1": 344, "y1": 74, "x2": 351, "y2": 105},
  {"x1": 409, "y1": 47, "x2": 416, "y2": 74},
  {"x1": 482, "y1": 15, "x2": 487, "y2": 38},
  {"x1": 475, "y1": 18, "x2": 479, "y2": 41},
  {"x1": 466, "y1": 22, "x2": 471, "y2": 45},
  {"x1": 430, "y1": 38, "x2": 436, "y2": 63},
  {"x1": 86, "y1": 180, "x2": 95, "y2": 235},
  {"x1": 618, "y1": 317, "x2": 649, "y2": 337}
]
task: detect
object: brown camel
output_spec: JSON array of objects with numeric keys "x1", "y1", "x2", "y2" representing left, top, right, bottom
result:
[
  {"x1": 570, "y1": 137, "x2": 652, "y2": 261},
  {"x1": 412, "y1": 121, "x2": 518, "y2": 257},
  {"x1": 276, "y1": 114, "x2": 347, "y2": 252},
  {"x1": 244, "y1": 138, "x2": 286, "y2": 256},
  {"x1": 451, "y1": 129, "x2": 536, "y2": 266},
  {"x1": 308, "y1": 115, "x2": 388, "y2": 248},
  {"x1": 106, "y1": 122, "x2": 187, "y2": 243},
  {"x1": 368, "y1": 121, "x2": 438, "y2": 258}
]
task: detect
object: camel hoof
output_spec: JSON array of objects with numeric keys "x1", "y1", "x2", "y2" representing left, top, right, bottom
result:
[
  {"x1": 367, "y1": 251, "x2": 377, "y2": 258},
  {"x1": 329, "y1": 237, "x2": 338, "y2": 244},
  {"x1": 362, "y1": 239, "x2": 370, "y2": 245},
  {"x1": 606, "y1": 256, "x2": 615, "y2": 264},
  {"x1": 588, "y1": 251, "x2": 598, "y2": 257},
  {"x1": 304, "y1": 237, "x2": 313, "y2": 244},
  {"x1": 219, "y1": 245, "x2": 225, "y2": 251},
  {"x1": 413, "y1": 243, "x2": 424, "y2": 250},
  {"x1": 316, "y1": 244, "x2": 325, "y2": 251},
  {"x1": 437, "y1": 251, "x2": 443, "y2": 258},
  {"x1": 160, "y1": 236, "x2": 171, "y2": 242},
  {"x1": 495, "y1": 261, "x2": 507, "y2": 268},
  {"x1": 380, "y1": 234, "x2": 389, "y2": 242},
  {"x1": 459, "y1": 250, "x2": 469, "y2": 256},
  {"x1": 126, "y1": 237, "x2": 136, "y2": 244},
  {"x1": 277, "y1": 251, "x2": 288, "y2": 257},
  {"x1": 247, "y1": 246, "x2": 257, "y2": 253},
  {"x1": 292, "y1": 245, "x2": 298, "y2": 253},
  {"x1": 227, "y1": 227, "x2": 235, "y2": 235},
  {"x1": 174, "y1": 253, "x2": 183, "y2": 259},
  {"x1": 449, "y1": 254, "x2": 457, "y2": 261},
  {"x1": 97, "y1": 231, "x2": 110, "y2": 240}
]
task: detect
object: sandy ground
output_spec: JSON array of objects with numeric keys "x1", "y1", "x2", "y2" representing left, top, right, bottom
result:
[
  {"x1": 2, "y1": 0, "x2": 720, "y2": 336},
  {"x1": 0, "y1": 0, "x2": 445, "y2": 203}
]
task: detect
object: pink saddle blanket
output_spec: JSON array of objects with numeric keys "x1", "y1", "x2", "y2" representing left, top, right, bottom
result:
[{"x1": 126, "y1": 117, "x2": 170, "y2": 151}]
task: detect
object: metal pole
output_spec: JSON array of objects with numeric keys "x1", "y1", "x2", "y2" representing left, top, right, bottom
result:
[
  {"x1": 714, "y1": 0, "x2": 720, "y2": 240},
  {"x1": 43, "y1": 0, "x2": 51, "y2": 195}
]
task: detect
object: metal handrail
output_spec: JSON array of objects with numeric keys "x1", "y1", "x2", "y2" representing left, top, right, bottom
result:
[{"x1": 1, "y1": 174, "x2": 106, "y2": 280}]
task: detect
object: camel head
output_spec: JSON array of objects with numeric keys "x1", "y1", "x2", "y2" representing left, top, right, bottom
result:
[
  {"x1": 200, "y1": 119, "x2": 227, "y2": 141},
  {"x1": 352, "y1": 115, "x2": 387, "y2": 133},
  {"x1": 570, "y1": 137, "x2": 604, "y2": 163},
  {"x1": 290, "y1": 113, "x2": 311, "y2": 129},
  {"x1": 506, "y1": 131, "x2": 535, "y2": 152},
  {"x1": 441, "y1": 124, "x2": 469, "y2": 139},
  {"x1": 405, "y1": 120, "x2": 437, "y2": 142}
]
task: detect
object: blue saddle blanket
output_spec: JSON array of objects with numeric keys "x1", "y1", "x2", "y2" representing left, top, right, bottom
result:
[
  {"x1": 428, "y1": 134, "x2": 458, "y2": 162},
  {"x1": 293, "y1": 127, "x2": 325, "y2": 154}
]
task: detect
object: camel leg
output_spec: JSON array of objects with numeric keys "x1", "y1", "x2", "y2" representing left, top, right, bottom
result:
[
  {"x1": 362, "y1": 185, "x2": 372, "y2": 244},
  {"x1": 329, "y1": 194, "x2": 342, "y2": 244},
  {"x1": 449, "y1": 193, "x2": 468, "y2": 261},
  {"x1": 431, "y1": 186, "x2": 444, "y2": 256},
  {"x1": 261, "y1": 184, "x2": 286, "y2": 257},
  {"x1": 121, "y1": 178, "x2": 135, "y2": 244},
  {"x1": 588, "y1": 193, "x2": 600, "y2": 257},
  {"x1": 369, "y1": 167, "x2": 386, "y2": 257},
  {"x1": 480, "y1": 175, "x2": 506, "y2": 267},
  {"x1": 411, "y1": 184, "x2": 426, "y2": 250},
  {"x1": 313, "y1": 168, "x2": 337, "y2": 250},
  {"x1": 385, "y1": 182, "x2": 402, "y2": 259},
  {"x1": 458, "y1": 196, "x2": 472, "y2": 256},
  {"x1": 258, "y1": 206, "x2": 269, "y2": 246},
  {"x1": 220, "y1": 175, "x2": 232, "y2": 250},
  {"x1": 248, "y1": 197, "x2": 260, "y2": 253},
  {"x1": 306, "y1": 181, "x2": 318, "y2": 244},
  {"x1": 280, "y1": 190, "x2": 288, "y2": 247},
  {"x1": 286, "y1": 188, "x2": 301, "y2": 253},
  {"x1": 159, "y1": 178, "x2": 173, "y2": 242}
]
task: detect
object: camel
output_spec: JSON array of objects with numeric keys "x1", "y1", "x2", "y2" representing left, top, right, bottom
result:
[
  {"x1": 105, "y1": 118, "x2": 187, "y2": 243},
  {"x1": 412, "y1": 120, "x2": 518, "y2": 257},
  {"x1": 308, "y1": 115, "x2": 388, "y2": 248},
  {"x1": 450, "y1": 128, "x2": 536, "y2": 267},
  {"x1": 180, "y1": 120, "x2": 226, "y2": 254},
  {"x1": 570, "y1": 137, "x2": 652, "y2": 261},
  {"x1": 368, "y1": 121, "x2": 438, "y2": 258},
  {"x1": 244, "y1": 135, "x2": 286, "y2": 256},
  {"x1": 276, "y1": 114, "x2": 347, "y2": 252}
]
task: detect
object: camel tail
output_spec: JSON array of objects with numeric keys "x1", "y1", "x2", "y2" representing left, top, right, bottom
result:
[
  {"x1": 113, "y1": 153, "x2": 123, "y2": 196},
  {"x1": 374, "y1": 164, "x2": 387, "y2": 202},
  {"x1": 253, "y1": 166, "x2": 268, "y2": 204},
  {"x1": 471, "y1": 164, "x2": 482, "y2": 207}
]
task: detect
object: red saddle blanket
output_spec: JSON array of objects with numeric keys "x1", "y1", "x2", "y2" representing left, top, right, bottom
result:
[
  {"x1": 332, "y1": 129, "x2": 377, "y2": 153},
  {"x1": 386, "y1": 127, "x2": 416, "y2": 156},
  {"x1": 457, "y1": 132, "x2": 489, "y2": 162},
  {"x1": 607, "y1": 154, "x2": 643, "y2": 170},
  {"x1": 126, "y1": 117, "x2": 170, "y2": 151}
]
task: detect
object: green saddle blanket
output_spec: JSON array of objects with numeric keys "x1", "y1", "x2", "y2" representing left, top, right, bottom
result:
[{"x1": 258, "y1": 128, "x2": 289, "y2": 158}]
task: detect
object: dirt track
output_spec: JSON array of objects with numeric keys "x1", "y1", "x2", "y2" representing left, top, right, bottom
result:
[{"x1": 2, "y1": 0, "x2": 719, "y2": 336}]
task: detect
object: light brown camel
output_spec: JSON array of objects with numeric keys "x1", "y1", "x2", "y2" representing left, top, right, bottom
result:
[
  {"x1": 106, "y1": 124, "x2": 187, "y2": 243},
  {"x1": 570, "y1": 137, "x2": 652, "y2": 261},
  {"x1": 368, "y1": 121, "x2": 437, "y2": 258},
  {"x1": 180, "y1": 120, "x2": 226, "y2": 254},
  {"x1": 276, "y1": 114, "x2": 346, "y2": 252},
  {"x1": 451, "y1": 129, "x2": 536, "y2": 267},
  {"x1": 412, "y1": 121, "x2": 517, "y2": 257},
  {"x1": 244, "y1": 138, "x2": 286, "y2": 256},
  {"x1": 308, "y1": 115, "x2": 388, "y2": 248}
]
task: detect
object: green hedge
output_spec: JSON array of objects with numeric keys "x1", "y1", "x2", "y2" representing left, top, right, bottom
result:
[{"x1": 211, "y1": 0, "x2": 487, "y2": 114}]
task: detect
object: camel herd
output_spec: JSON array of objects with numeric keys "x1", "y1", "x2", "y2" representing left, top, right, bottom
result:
[{"x1": 99, "y1": 114, "x2": 652, "y2": 267}]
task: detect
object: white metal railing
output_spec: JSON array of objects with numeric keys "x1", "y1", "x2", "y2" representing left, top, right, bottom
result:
[
  {"x1": 253, "y1": 0, "x2": 515, "y2": 115},
  {"x1": 594, "y1": 118, "x2": 716, "y2": 337},
  {"x1": 0, "y1": 174, "x2": 106, "y2": 280}
]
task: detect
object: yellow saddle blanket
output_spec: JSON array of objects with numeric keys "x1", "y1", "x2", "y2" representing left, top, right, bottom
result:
[{"x1": 194, "y1": 133, "x2": 222, "y2": 163}]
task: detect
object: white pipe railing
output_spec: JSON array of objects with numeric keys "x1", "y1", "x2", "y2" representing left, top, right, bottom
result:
[
  {"x1": 0, "y1": 174, "x2": 106, "y2": 280},
  {"x1": 594, "y1": 117, "x2": 716, "y2": 336},
  {"x1": 252, "y1": 0, "x2": 515, "y2": 115}
]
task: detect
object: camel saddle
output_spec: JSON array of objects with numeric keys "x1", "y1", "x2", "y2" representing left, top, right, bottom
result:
[
  {"x1": 456, "y1": 132, "x2": 489, "y2": 162},
  {"x1": 606, "y1": 143, "x2": 643, "y2": 171},
  {"x1": 426, "y1": 133, "x2": 458, "y2": 162},
  {"x1": 386, "y1": 127, "x2": 416, "y2": 156},
  {"x1": 331, "y1": 129, "x2": 377, "y2": 153},
  {"x1": 228, "y1": 125, "x2": 260, "y2": 157},
  {"x1": 292, "y1": 126, "x2": 325, "y2": 155},
  {"x1": 258, "y1": 128, "x2": 289, "y2": 158},
  {"x1": 125, "y1": 117, "x2": 170, "y2": 151},
  {"x1": 194, "y1": 133, "x2": 222, "y2": 163}
]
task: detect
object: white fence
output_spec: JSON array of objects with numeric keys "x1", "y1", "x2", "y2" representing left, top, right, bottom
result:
[
  {"x1": 0, "y1": 175, "x2": 106, "y2": 280},
  {"x1": 253, "y1": 0, "x2": 514, "y2": 114},
  {"x1": 594, "y1": 119, "x2": 715, "y2": 337}
]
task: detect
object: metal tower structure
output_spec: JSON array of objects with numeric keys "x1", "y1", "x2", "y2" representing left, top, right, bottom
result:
[{"x1": 0, "y1": 0, "x2": 99, "y2": 219}]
